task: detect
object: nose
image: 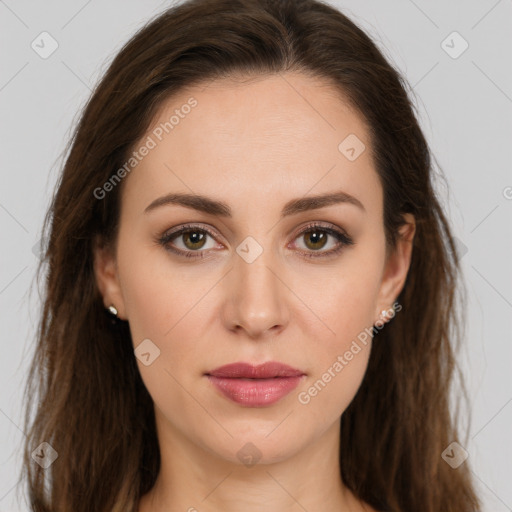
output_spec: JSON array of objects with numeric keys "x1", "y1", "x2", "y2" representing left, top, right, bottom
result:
[{"x1": 222, "y1": 246, "x2": 289, "y2": 339}]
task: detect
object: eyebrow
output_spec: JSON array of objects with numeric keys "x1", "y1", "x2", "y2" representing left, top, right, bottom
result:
[{"x1": 144, "y1": 189, "x2": 365, "y2": 217}]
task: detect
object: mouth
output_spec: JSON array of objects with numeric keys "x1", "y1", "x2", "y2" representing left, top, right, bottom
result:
[{"x1": 205, "y1": 361, "x2": 306, "y2": 407}]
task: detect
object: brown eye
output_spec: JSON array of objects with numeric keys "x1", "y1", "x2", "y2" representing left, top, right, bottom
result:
[
  {"x1": 181, "y1": 230, "x2": 207, "y2": 250},
  {"x1": 158, "y1": 225, "x2": 219, "y2": 258},
  {"x1": 158, "y1": 222, "x2": 354, "y2": 261},
  {"x1": 291, "y1": 222, "x2": 355, "y2": 259},
  {"x1": 302, "y1": 230, "x2": 328, "y2": 251}
]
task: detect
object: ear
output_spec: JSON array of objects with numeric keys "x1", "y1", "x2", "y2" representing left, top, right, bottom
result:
[
  {"x1": 93, "y1": 236, "x2": 127, "y2": 320},
  {"x1": 373, "y1": 213, "x2": 416, "y2": 324}
]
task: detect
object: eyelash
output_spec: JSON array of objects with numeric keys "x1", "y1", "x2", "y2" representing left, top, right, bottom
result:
[{"x1": 157, "y1": 221, "x2": 355, "y2": 260}]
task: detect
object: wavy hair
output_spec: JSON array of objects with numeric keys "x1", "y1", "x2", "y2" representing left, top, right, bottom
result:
[{"x1": 20, "y1": 0, "x2": 481, "y2": 510}]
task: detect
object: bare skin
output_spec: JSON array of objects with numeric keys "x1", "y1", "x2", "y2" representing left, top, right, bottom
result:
[{"x1": 94, "y1": 71, "x2": 415, "y2": 512}]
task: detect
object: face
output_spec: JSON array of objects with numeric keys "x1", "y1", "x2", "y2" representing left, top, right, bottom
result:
[{"x1": 94, "y1": 72, "x2": 414, "y2": 466}]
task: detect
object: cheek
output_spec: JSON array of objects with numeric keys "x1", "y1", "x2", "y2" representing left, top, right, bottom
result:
[
  {"x1": 297, "y1": 344, "x2": 371, "y2": 423},
  {"x1": 116, "y1": 236, "x2": 220, "y2": 388},
  {"x1": 294, "y1": 281, "x2": 377, "y2": 422},
  {"x1": 117, "y1": 230, "x2": 206, "y2": 343},
  {"x1": 116, "y1": 244, "x2": 211, "y2": 421},
  {"x1": 291, "y1": 255, "x2": 384, "y2": 417},
  {"x1": 296, "y1": 258, "x2": 383, "y2": 345}
]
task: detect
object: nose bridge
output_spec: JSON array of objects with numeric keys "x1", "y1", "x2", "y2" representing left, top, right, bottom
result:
[{"x1": 225, "y1": 234, "x2": 288, "y2": 337}]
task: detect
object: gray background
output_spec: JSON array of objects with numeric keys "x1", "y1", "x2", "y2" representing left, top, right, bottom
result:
[{"x1": 1, "y1": 0, "x2": 511, "y2": 510}]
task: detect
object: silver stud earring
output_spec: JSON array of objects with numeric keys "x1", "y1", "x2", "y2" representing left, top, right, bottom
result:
[
  {"x1": 107, "y1": 304, "x2": 118, "y2": 317},
  {"x1": 375, "y1": 306, "x2": 393, "y2": 326}
]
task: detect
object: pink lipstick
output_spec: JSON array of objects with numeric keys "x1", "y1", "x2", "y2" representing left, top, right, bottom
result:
[{"x1": 205, "y1": 361, "x2": 306, "y2": 407}]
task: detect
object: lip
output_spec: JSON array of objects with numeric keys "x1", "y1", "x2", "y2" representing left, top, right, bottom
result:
[
  {"x1": 207, "y1": 361, "x2": 305, "y2": 379},
  {"x1": 205, "y1": 362, "x2": 306, "y2": 407}
]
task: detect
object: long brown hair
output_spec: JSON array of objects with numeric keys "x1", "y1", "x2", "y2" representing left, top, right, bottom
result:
[{"x1": 19, "y1": 0, "x2": 481, "y2": 511}]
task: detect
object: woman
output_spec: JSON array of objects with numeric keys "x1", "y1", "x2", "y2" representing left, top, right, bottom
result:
[{"x1": 20, "y1": 0, "x2": 482, "y2": 511}]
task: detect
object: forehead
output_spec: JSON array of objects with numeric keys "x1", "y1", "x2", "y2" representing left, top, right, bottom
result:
[{"x1": 121, "y1": 72, "x2": 382, "y2": 220}]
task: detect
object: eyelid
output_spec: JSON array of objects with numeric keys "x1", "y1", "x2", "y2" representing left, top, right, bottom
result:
[{"x1": 289, "y1": 220, "x2": 345, "y2": 239}]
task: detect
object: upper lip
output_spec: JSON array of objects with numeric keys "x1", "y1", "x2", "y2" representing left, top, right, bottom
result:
[{"x1": 206, "y1": 361, "x2": 305, "y2": 379}]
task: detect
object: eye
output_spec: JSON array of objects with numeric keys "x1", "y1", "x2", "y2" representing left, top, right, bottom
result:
[
  {"x1": 158, "y1": 224, "x2": 219, "y2": 259},
  {"x1": 157, "y1": 221, "x2": 354, "y2": 260},
  {"x1": 289, "y1": 222, "x2": 355, "y2": 259}
]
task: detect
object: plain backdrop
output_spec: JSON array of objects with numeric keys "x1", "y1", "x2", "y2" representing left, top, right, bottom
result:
[{"x1": 1, "y1": 0, "x2": 511, "y2": 510}]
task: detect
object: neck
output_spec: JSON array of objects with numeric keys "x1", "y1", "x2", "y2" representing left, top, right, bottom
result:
[{"x1": 138, "y1": 413, "x2": 366, "y2": 512}]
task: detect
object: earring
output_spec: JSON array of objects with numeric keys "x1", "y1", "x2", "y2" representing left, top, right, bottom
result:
[
  {"x1": 375, "y1": 305, "x2": 393, "y2": 326},
  {"x1": 107, "y1": 304, "x2": 118, "y2": 317}
]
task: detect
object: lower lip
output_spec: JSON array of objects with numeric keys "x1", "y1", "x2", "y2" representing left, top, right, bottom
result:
[{"x1": 206, "y1": 375, "x2": 304, "y2": 407}]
